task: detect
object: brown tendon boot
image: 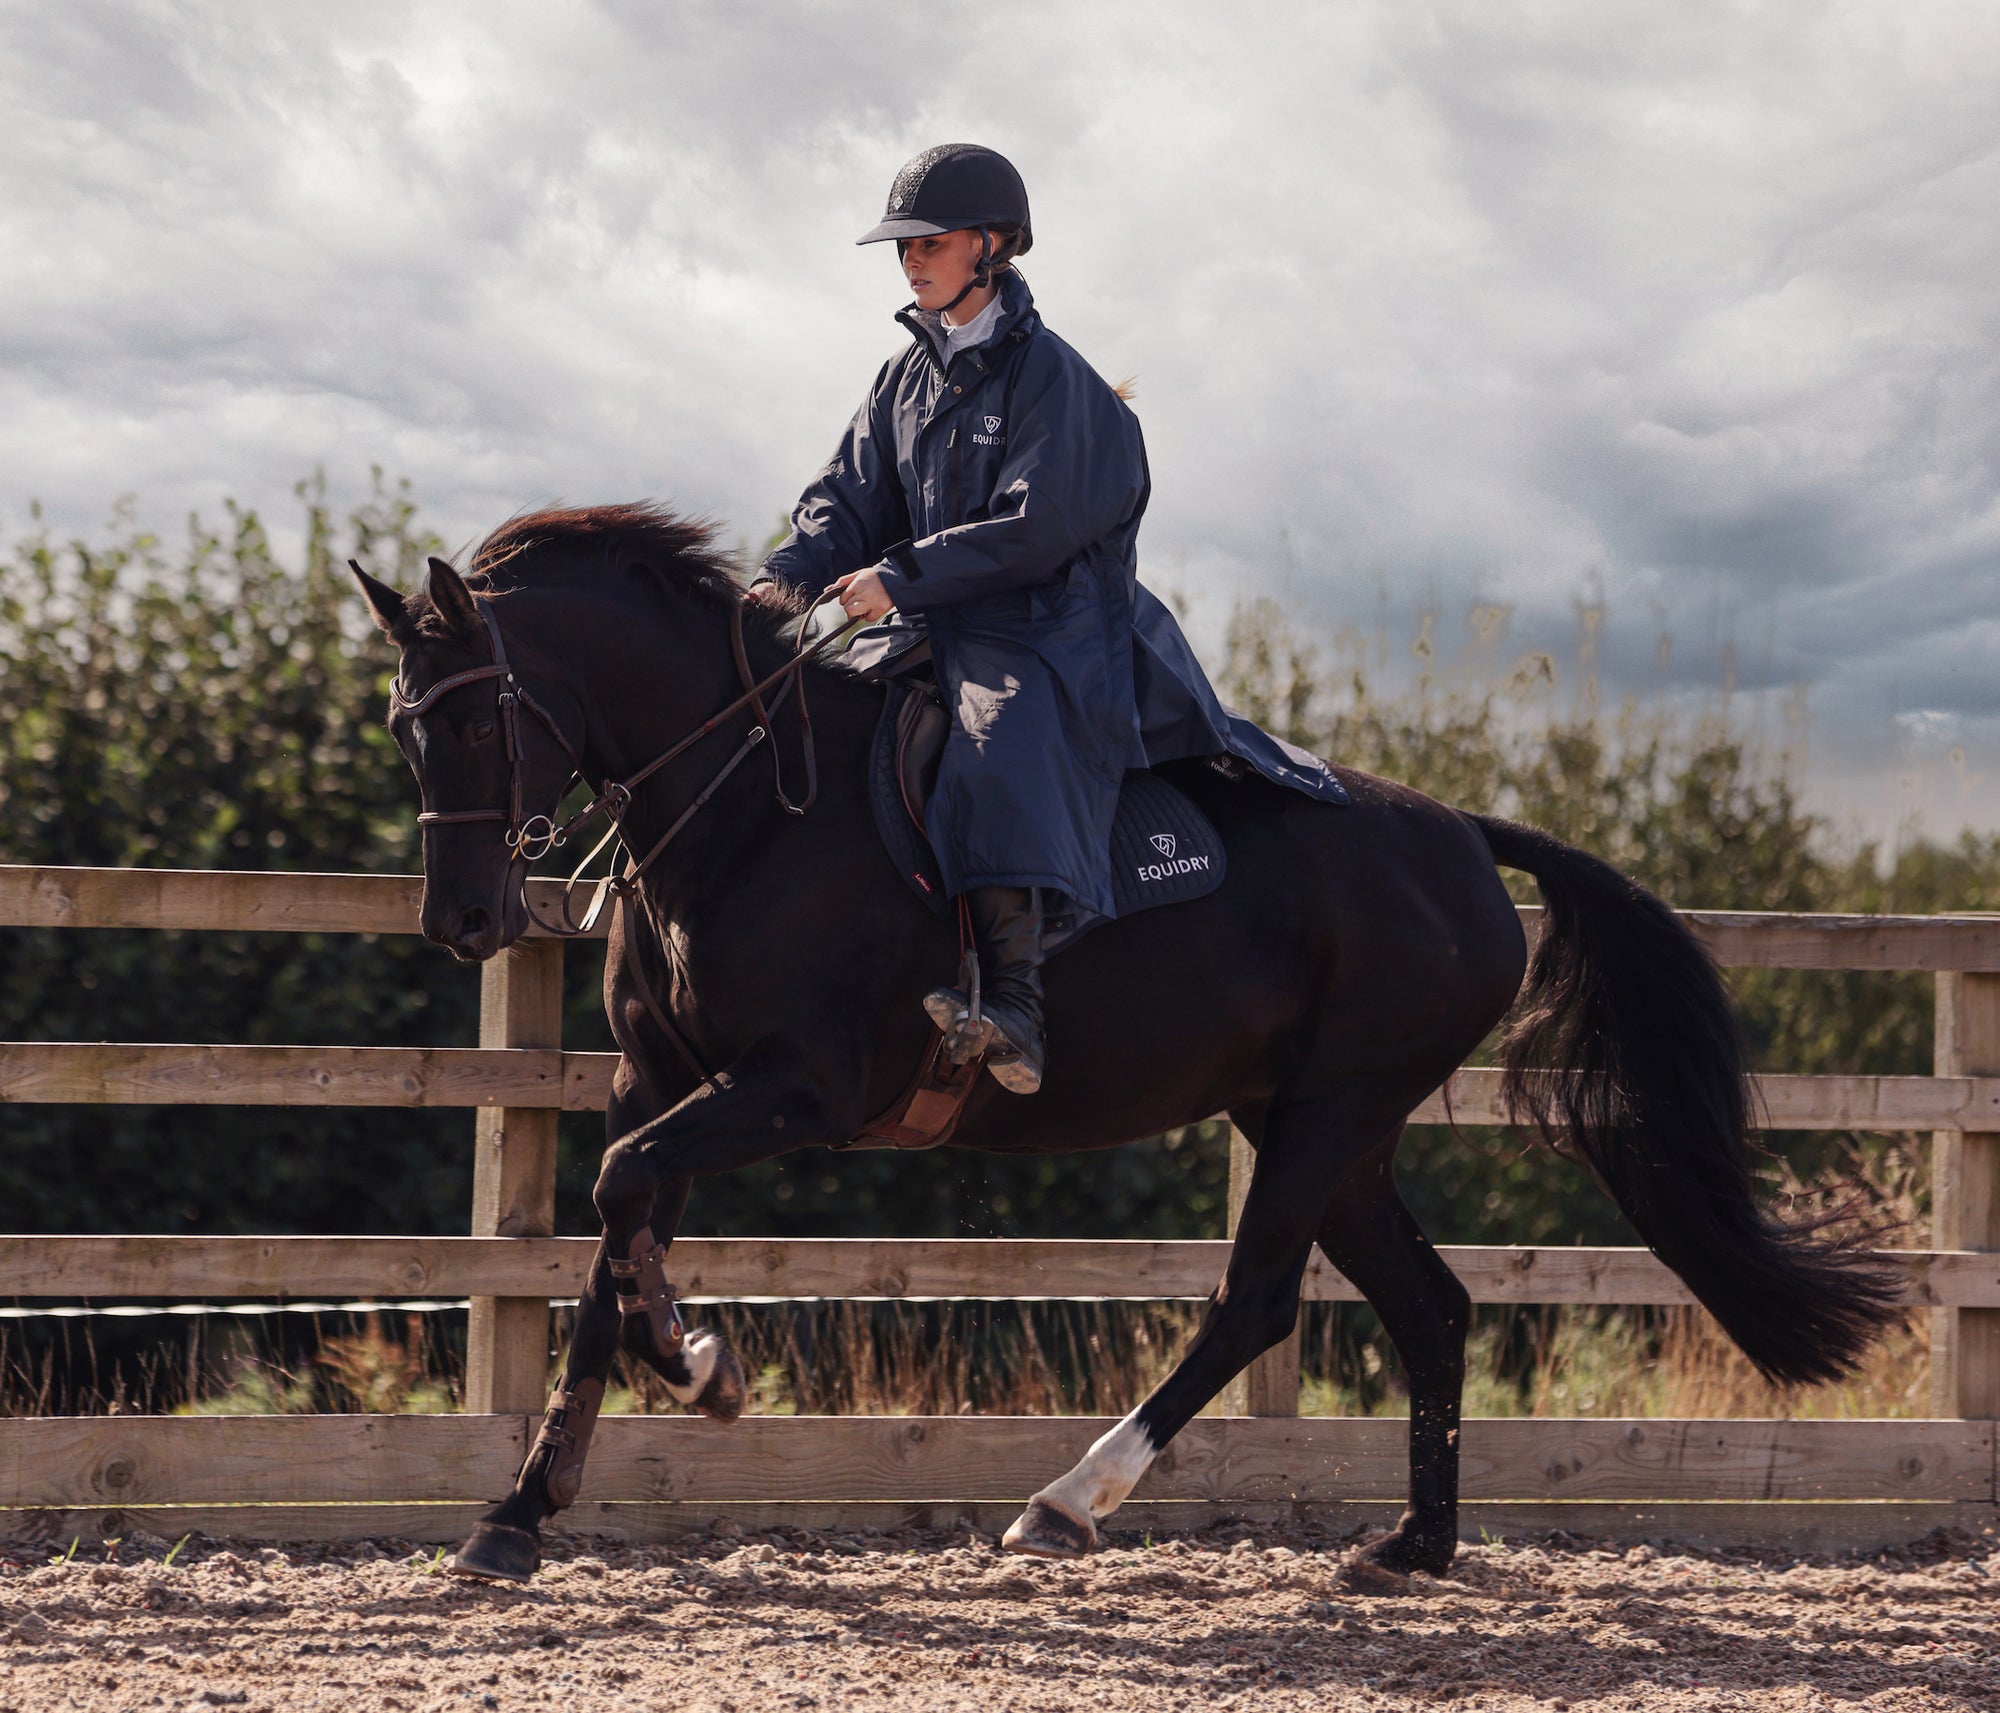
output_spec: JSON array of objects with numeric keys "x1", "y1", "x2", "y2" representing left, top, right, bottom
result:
[
  {"x1": 923, "y1": 885, "x2": 1047, "y2": 1093},
  {"x1": 608, "y1": 1225, "x2": 685, "y2": 1363},
  {"x1": 533, "y1": 1376, "x2": 605, "y2": 1509}
]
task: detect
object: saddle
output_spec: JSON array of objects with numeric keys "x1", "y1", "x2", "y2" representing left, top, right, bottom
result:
[
  {"x1": 868, "y1": 682, "x2": 1228, "y2": 948},
  {"x1": 842, "y1": 682, "x2": 1227, "y2": 1151}
]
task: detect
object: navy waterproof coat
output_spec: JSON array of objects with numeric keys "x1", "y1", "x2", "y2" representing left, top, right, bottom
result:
[{"x1": 758, "y1": 271, "x2": 1345, "y2": 920}]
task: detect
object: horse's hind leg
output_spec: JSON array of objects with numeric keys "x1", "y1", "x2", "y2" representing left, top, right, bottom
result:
[
  {"x1": 1314, "y1": 1140, "x2": 1470, "y2": 1575},
  {"x1": 1003, "y1": 1101, "x2": 1357, "y2": 1558}
]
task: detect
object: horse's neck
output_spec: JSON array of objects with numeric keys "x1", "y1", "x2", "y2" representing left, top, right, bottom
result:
[
  {"x1": 562, "y1": 591, "x2": 878, "y2": 893},
  {"x1": 569, "y1": 597, "x2": 741, "y2": 786}
]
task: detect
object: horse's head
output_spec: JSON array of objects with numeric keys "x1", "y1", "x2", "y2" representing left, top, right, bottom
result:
[{"x1": 352, "y1": 555, "x2": 580, "y2": 961}]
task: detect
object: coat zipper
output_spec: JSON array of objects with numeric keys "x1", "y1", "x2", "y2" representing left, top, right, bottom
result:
[{"x1": 947, "y1": 424, "x2": 961, "y2": 521}]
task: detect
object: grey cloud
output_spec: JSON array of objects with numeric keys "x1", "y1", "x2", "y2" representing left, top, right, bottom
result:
[{"x1": 2, "y1": 0, "x2": 1997, "y2": 832}]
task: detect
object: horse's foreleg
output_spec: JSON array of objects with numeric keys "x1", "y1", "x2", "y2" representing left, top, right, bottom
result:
[
  {"x1": 451, "y1": 1038, "x2": 859, "y2": 1581},
  {"x1": 448, "y1": 1176, "x2": 692, "y2": 1584},
  {"x1": 1003, "y1": 1107, "x2": 1354, "y2": 1559},
  {"x1": 603, "y1": 1176, "x2": 748, "y2": 1421},
  {"x1": 1313, "y1": 1145, "x2": 1469, "y2": 1576}
]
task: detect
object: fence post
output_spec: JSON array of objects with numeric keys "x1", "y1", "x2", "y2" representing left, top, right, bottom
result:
[
  {"x1": 1932, "y1": 972, "x2": 2000, "y2": 1419},
  {"x1": 465, "y1": 940, "x2": 563, "y2": 1415},
  {"x1": 1221, "y1": 1123, "x2": 1301, "y2": 1416}
]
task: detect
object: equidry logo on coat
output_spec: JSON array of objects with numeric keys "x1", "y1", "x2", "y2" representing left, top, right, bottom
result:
[
  {"x1": 1137, "y1": 831, "x2": 1209, "y2": 884},
  {"x1": 973, "y1": 415, "x2": 1005, "y2": 447}
]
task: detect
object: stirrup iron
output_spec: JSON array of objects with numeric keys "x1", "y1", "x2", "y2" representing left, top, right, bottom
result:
[
  {"x1": 608, "y1": 1227, "x2": 686, "y2": 1359},
  {"x1": 933, "y1": 945, "x2": 994, "y2": 1066}
]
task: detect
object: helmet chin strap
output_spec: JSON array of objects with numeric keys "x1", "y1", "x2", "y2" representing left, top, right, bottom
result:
[
  {"x1": 938, "y1": 227, "x2": 995, "y2": 316},
  {"x1": 902, "y1": 227, "x2": 999, "y2": 319}
]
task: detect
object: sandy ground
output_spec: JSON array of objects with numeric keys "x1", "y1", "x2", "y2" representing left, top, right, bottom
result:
[{"x1": 2, "y1": 1520, "x2": 1996, "y2": 1713}]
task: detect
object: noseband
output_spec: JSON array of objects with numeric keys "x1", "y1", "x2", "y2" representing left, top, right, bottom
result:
[
  {"x1": 377, "y1": 571, "x2": 854, "y2": 942},
  {"x1": 388, "y1": 600, "x2": 585, "y2": 862}
]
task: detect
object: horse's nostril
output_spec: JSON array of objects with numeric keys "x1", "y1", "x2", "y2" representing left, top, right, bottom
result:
[{"x1": 459, "y1": 907, "x2": 492, "y2": 943}]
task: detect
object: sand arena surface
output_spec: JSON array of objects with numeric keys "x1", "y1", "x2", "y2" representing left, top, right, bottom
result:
[{"x1": 1, "y1": 1522, "x2": 1996, "y2": 1712}]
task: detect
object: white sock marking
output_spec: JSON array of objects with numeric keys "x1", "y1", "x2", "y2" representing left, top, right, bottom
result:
[
  {"x1": 665, "y1": 1331, "x2": 722, "y2": 1406},
  {"x1": 1033, "y1": 1414, "x2": 1159, "y2": 1522}
]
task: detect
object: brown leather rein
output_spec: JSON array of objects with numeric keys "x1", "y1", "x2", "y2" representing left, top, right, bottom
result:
[{"x1": 374, "y1": 570, "x2": 856, "y2": 948}]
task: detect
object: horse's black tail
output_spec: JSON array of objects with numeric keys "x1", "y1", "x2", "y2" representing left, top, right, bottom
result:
[{"x1": 1470, "y1": 813, "x2": 1904, "y2": 1387}]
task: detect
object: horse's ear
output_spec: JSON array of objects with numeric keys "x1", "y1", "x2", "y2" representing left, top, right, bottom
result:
[
  {"x1": 424, "y1": 555, "x2": 481, "y2": 636},
  {"x1": 349, "y1": 560, "x2": 406, "y2": 637}
]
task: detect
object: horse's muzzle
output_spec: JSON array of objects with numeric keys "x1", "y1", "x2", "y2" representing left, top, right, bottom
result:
[{"x1": 425, "y1": 901, "x2": 506, "y2": 962}]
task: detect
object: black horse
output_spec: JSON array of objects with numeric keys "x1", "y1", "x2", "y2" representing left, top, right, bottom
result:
[{"x1": 352, "y1": 504, "x2": 1901, "y2": 1583}]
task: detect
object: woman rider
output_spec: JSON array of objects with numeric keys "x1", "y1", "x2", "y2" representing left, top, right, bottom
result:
[{"x1": 753, "y1": 144, "x2": 1346, "y2": 1095}]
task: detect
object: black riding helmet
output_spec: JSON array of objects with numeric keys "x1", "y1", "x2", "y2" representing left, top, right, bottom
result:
[{"x1": 858, "y1": 143, "x2": 1033, "y2": 313}]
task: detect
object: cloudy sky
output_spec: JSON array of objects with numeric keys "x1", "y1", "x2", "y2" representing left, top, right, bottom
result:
[{"x1": 4, "y1": 1, "x2": 1997, "y2": 834}]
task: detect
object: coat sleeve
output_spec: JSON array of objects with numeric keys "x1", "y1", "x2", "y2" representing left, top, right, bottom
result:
[
  {"x1": 872, "y1": 347, "x2": 1146, "y2": 613},
  {"x1": 756, "y1": 356, "x2": 911, "y2": 597}
]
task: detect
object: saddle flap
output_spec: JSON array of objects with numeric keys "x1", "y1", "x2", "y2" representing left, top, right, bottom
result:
[
  {"x1": 894, "y1": 687, "x2": 949, "y2": 830},
  {"x1": 866, "y1": 682, "x2": 1229, "y2": 937}
]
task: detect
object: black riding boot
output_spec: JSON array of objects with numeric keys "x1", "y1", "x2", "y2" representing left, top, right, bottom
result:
[{"x1": 923, "y1": 885, "x2": 1047, "y2": 1094}]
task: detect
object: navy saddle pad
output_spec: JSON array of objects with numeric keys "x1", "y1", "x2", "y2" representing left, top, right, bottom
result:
[{"x1": 867, "y1": 681, "x2": 1226, "y2": 950}]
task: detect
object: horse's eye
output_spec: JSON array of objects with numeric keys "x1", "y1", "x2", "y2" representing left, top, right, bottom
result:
[{"x1": 472, "y1": 720, "x2": 496, "y2": 741}]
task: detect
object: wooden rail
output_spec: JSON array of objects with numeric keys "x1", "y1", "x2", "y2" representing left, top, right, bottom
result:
[
  {"x1": 4, "y1": 1235, "x2": 1994, "y2": 1307},
  {"x1": 0, "y1": 866, "x2": 606, "y2": 940},
  {"x1": 6, "y1": 862, "x2": 2000, "y2": 966},
  {"x1": 3, "y1": 862, "x2": 1998, "y2": 1550},
  {"x1": 10, "y1": 1046, "x2": 2000, "y2": 1134},
  {"x1": 3, "y1": 1415, "x2": 1990, "y2": 1509}
]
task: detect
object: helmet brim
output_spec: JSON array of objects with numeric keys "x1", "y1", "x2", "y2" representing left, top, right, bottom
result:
[{"x1": 856, "y1": 216, "x2": 965, "y2": 245}]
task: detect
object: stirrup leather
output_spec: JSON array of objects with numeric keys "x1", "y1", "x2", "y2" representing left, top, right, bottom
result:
[
  {"x1": 608, "y1": 1228, "x2": 686, "y2": 1359},
  {"x1": 532, "y1": 1376, "x2": 604, "y2": 1510}
]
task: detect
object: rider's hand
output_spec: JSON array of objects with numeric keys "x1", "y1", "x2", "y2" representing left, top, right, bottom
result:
[{"x1": 833, "y1": 568, "x2": 895, "y2": 622}]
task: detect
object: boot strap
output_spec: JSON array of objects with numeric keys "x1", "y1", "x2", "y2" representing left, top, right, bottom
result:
[
  {"x1": 532, "y1": 1378, "x2": 604, "y2": 1510},
  {"x1": 608, "y1": 1238, "x2": 686, "y2": 1355}
]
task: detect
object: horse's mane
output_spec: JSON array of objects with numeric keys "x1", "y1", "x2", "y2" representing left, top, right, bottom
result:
[{"x1": 402, "y1": 502, "x2": 811, "y2": 640}]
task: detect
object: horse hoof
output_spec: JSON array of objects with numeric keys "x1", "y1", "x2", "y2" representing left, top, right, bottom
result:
[
  {"x1": 1340, "y1": 1555, "x2": 1414, "y2": 1597},
  {"x1": 691, "y1": 1338, "x2": 747, "y2": 1423},
  {"x1": 1357, "y1": 1523, "x2": 1455, "y2": 1579},
  {"x1": 446, "y1": 1521, "x2": 542, "y2": 1583},
  {"x1": 1001, "y1": 1497, "x2": 1096, "y2": 1558}
]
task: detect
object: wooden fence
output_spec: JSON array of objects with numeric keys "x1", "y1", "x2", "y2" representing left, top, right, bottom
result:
[{"x1": 2, "y1": 863, "x2": 1997, "y2": 1553}]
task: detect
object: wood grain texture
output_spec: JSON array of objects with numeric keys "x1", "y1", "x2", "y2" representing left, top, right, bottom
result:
[
  {"x1": 0, "y1": 1414, "x2": 529, "y2": 1507},
  {"x1": 8, "y1": 867, "x2": 1996, "y2": 965},
  {"x1": 573, "y1": 1415, "x2": 1985, "y2": 1506},
  {"x1": 1933, "y1": 971, "x2": 2000, "y2": 1419},
  {"x1": 0, "y1": 865, "x2": 605, "y2": 938},
  {"x1": 0, "y1": 1235, "x2": 590, "y2": 1299},
  {"x1": 1, "y1": 1415, "x2": 1988, "y2": 1508},
  {"x1": 1676, "y1": 910, "x2": 2000, "y2": 972},
  {"x1": 0, "y1": 1044, "x2": 569, "y2": 1107},
  {"x1": 467, "y1": 939, "x2": 564, "y2": 1416},
  {"x1": 1514, "y1": 905, "x2": 2000, "y2": 970},
  {"x1": 6, "y1": 1499, "x2": 1993, "y2": 1553},
  {"x1": 11, "y1": 1044, "x2": 1997, "y2": 1134},
  {"x1": 1410, "y1": 1068, "x2": 2000, "y2": 1132},
  {"x1": 5, "y1": 1237, "x2": 1996, "y2": 1308}
]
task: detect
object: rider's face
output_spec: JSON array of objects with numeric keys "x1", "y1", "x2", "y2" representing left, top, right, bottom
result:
[{"x1": 901, "y1": 229, "x2": 987, "y2": 313}]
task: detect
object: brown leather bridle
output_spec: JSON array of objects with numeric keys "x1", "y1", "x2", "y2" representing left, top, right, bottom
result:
[{"x1": 375, "y1": 570, "x2": 855, "y2": 943}]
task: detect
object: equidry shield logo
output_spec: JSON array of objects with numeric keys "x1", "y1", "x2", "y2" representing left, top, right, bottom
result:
[
  {"x1": 1136, "y1": 829, "x2": 1208, "y2": 884},
  {"x1": 974, "y1": 414, "x2": 1005, "y2": 447},
  {"x1": 984, "y1": 415, "x2": 1002, "y2": 433}
]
